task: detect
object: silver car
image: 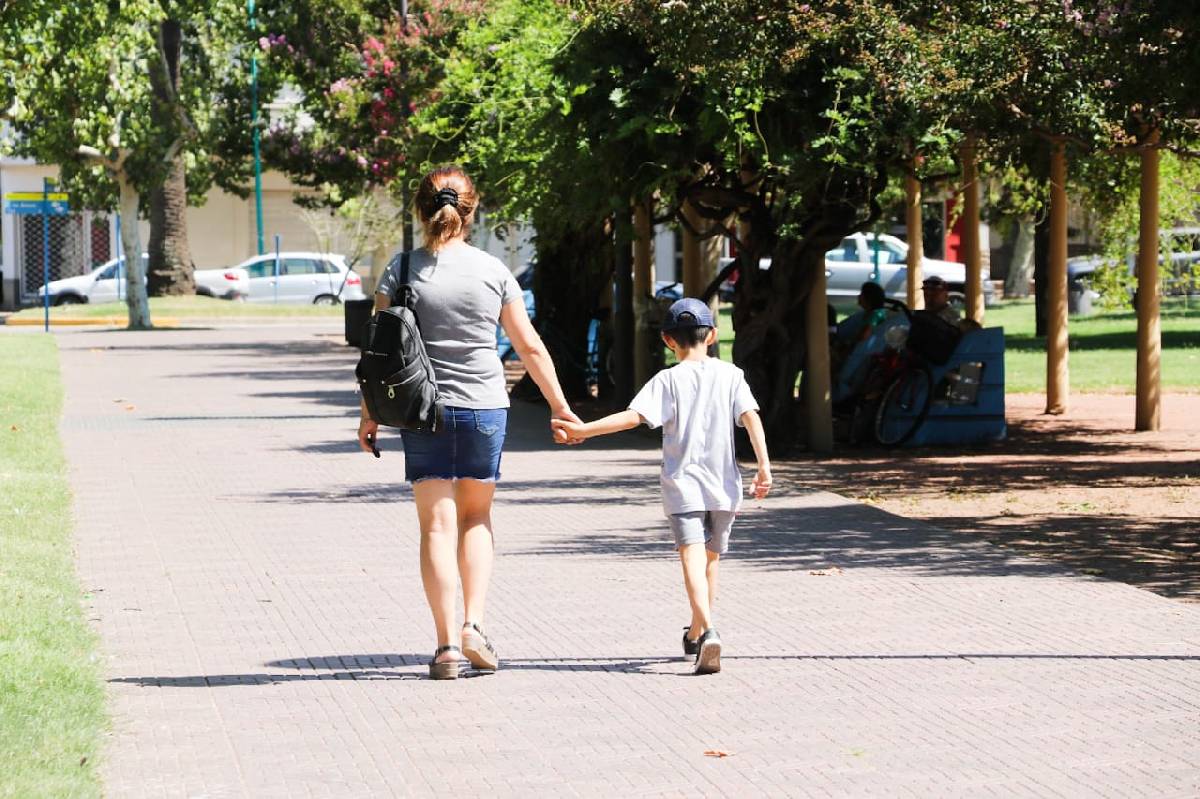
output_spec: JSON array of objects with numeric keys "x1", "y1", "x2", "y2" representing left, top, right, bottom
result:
[
  {"x1": 720, "y1": 233, "x2": 992, "y2": 310},
  {"x1": 234, "y1": 251, "x2": 367, "y2": 304},
  {"x1": 824, "y1": 233, "x2": 993, "y2": 310}
]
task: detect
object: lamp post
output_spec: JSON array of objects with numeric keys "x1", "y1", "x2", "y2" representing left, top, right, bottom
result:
[{"x1": 249, "y1": 0, "x2": 265, "y2": 255}]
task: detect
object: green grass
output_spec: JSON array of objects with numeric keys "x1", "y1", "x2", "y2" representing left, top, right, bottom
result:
[
  {"x1": 9, "y1": 295, "x2": 346, "y2": 320},
  {"x1": 0, "y1": 335, "x2": 104, "y2": 798},
  {"x1": 984, "y1": 297, "x2": 1200, "y2": 393}
]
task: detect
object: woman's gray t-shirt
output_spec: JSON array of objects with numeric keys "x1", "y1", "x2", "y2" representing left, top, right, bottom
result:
[{"x1": 375, "y1": 243, "x2": 522, "y2": 409}]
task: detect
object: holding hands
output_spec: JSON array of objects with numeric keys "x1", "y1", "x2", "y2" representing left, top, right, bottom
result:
[{"x1": 550, "y1": 406, "x2": 585, "y2": 445}]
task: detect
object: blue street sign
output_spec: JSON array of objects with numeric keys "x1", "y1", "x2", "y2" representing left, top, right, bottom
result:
[{"x1": 3, "y1": 193, "x2": 69, "y2": 215}]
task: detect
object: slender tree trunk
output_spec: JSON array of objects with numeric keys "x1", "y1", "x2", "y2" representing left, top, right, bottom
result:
[
  {"x1": 147, "y1": 18, "x2": 195, "y2": 296},
  {"x1": 960, "y1": 136, "x2": 984, "y2": 323},
  {"x1": 1045, "y1": 142, "x2": 1069, "y2": 415},
  {"x1": 1034, "y1": 210, "x2": 1051, "y2": 337},
  {"x1": 632, "y1": 198, "x2": 657, "y2": 387},
  {"x1": 905, "y1": 168, "x2": 925, "y2": 309},
  {"x1": 804, "y1": 257, "x2": 833, "y2": 453},
  {"x1": 682, "y1": 200, "x2": 722, "y2": 357},
  {"x1": 118, "y1": 172, "x2": 152, "y2": 330},
  {"x1": 1135, "y1": 136, "x2": 1161, "y2": 431},
  {"x1": 612, "y1": 215, "x2": 635, "y2": 404},
  {"x1": 1005, "y1": 215, "x2": 1035, "y2": 298}
]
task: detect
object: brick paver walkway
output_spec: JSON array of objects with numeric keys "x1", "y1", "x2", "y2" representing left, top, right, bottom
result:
[{"x1": 54, "y1": 323, "x2": 1200, "y2": 797}]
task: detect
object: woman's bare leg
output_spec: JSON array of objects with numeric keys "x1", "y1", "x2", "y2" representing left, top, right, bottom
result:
[
  {"x1": 454, "y1": 479, "x2": 496, "y2": 625},
  {"x1": 413, "y1": 479, "x2": 459, "y2": 661}
]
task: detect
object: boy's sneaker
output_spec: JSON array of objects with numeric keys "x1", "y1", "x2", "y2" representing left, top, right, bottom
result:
[
  {"x1": 694, "y1": 629, "x2": 722, "y2": 675},
  {"x1": 682, "y1": 626, "x2": 700, "y2": 657}
]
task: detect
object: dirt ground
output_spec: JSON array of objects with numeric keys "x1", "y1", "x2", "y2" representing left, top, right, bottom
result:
[{"x1": 782, "y1": 393, "x2": 1200, "y2": 602}]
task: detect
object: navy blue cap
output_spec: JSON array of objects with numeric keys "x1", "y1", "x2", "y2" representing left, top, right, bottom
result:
[{"x1": 662, "y1": 297, "x2": 715, "y2": 331}]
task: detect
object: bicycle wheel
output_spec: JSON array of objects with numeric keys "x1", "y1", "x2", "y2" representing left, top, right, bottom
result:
[{"x1": 874, "y1": 365, "x2": 933, "y2": 446}]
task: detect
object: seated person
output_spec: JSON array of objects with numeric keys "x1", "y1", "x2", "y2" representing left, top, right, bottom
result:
[
  {"x1": 831, "y1": 282, "x2": 892, "y2": 403},
  {"x1": 921, "y1": 275, "x2": 963, "y2": 326},
  {"x1": 835, "y1": 281, "x2": 889, "y2": 346}
]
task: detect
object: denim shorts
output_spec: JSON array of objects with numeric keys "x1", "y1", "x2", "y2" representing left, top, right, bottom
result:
[
  {"x1": 668, "y1": 510, "x2": 736, "y2": 555},
  {"x1": 399, "y1": 407, "x2": 507, "y2": 483}
]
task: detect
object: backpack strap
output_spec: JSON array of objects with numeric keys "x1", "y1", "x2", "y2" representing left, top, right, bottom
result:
[{"x1": 394, "y1": 251, "x2": 413, "y2": 309}]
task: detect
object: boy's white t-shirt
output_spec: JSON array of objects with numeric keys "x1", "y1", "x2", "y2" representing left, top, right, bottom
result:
[{"x1": 628, "y1": 357, "x2": 760, "y2": 516}]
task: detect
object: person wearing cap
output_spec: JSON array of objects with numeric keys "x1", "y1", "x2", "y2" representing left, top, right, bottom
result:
[
  {"x1": 921, "y1": 275, "x2": 962, "y2": 326},
  {"x1": 551, "y1": 298, "x2": 772, "y2": 675}
]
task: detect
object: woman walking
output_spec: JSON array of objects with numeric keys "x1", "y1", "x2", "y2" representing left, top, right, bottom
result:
[{"x1": 358, "y1": 166, "x2": 579, "y2": 680}]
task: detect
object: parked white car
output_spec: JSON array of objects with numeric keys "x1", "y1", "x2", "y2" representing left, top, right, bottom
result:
[
  {"x1": 825, "y1": 233, "x2": 993, "y2": 309},
  {"x1": 719, "y1": 232, "x2": 994, "y2": 310},
  {"x1": 37, "y1": 255, "x2": 249, "y2": 304},
  {"x1": 232, "y1": 252, "x2": 367, "y2": 304}
]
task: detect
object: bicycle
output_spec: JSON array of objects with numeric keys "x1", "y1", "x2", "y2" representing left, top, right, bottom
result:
[{"x1": 846, "y1": 298, "x2": 944, "y2": 446}]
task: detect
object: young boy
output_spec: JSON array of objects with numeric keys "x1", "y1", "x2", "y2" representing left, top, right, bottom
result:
[{"x1": 552, "y1": 298, "x2": 771, "y2": 675}]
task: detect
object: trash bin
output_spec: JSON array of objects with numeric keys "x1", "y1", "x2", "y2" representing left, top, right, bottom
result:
[
  {"x1": 1067, "y1": 280, "x2": 1094, "y2": 315},
  {"x1": 344, "y1": 299, "x2": 374, "y2": 347}
]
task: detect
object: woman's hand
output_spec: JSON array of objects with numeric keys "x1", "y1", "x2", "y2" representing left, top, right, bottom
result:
[
  {"x1": 551, "y1": 405, "x2": 584, "y2": 445},
  {"x1": 358, "y1": 416, "x2": 380, "y2": 455}
]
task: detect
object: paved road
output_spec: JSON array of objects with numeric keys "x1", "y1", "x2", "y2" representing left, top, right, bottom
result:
[{"x1": 53, "y1": 323, "x2": 1200, "y2": 797}]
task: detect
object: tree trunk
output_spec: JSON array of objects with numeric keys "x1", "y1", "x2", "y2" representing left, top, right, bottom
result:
[
  {"x1": 1004, "y1": 215, "x2": 1035, "y2": 298},
  {"x1": 905, "y1": 169, "x2": 925, "y2": 309},
  {"x1": 611, "y1": 215, "x2": 635, "y2": 404},
  {"x1": 118, "y1": 172, "x2": 152, "y2": 330},
  {"x1": 632, "y1": 198, "x2": 657, "y2": 387},
  {"x1": 1034, "y1": 205, "x2": 1051, "y2": 337},
  {"x1": 515, "y1": 224, "x2": 613, "y2": 403},
  {"x1": 960, "y1": 136, "x2": 984, "y2": 324},
  {"x1": 147, "y1": 18, "x2": 195, "y2": 296},
  {"x1": 732, "y1": 237, "x2": 817, "y2": 454},
  {"x1": 682, "y1": 201, "x2": 722, "y2": 358},
  {"x1": 1135, "y1": 136, "x2": 1161, "y2": 431},
  {"x1": 804, "y1": 258, "x2": 833, "y2": 453},
  {"x1": 1045, "y1": 142, "x2": 1069, "y2": 415}
]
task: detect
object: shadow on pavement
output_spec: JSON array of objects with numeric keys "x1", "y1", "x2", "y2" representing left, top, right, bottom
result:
[
  {"x1": 108, "y1": 649, "x2": 1200, "y2": 688},
  {"x1": 507, "y1": 500, "x2": 1086, "y2": 581}
]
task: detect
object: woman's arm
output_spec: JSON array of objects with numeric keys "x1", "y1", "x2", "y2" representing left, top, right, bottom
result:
[{"x1": 499, "y1": 299, "x2": 579, "y2": 425}]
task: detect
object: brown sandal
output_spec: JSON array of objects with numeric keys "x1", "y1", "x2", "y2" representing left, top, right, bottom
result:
[
  {"x1": 462, "y1": 623, "x2": 499, "y2": 671},
  {"x1": 428, "y1": 645, "x2": 461, "y2": 680}
]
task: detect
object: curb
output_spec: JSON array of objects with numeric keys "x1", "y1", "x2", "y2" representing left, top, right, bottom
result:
[{"x1": 4, "y1": 316, "x2": 181, "y2": 328}]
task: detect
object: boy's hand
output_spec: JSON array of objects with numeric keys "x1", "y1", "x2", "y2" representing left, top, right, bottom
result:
[
  {"x1": 551, "y1": 418, "x2": 586, "y2": 445},
  {"x1": 751, "y1": 467, "x2": 772, "y2": 499}
]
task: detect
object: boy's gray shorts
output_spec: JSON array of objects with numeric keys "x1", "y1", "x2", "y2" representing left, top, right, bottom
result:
[{"x1": 668, "y1": 510, "x2": 736, "y2": 555}]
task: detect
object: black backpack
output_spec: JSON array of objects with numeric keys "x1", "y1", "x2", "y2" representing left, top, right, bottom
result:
[{"x1": 355, "y1": 253, "x2": 443, "y2": 431}]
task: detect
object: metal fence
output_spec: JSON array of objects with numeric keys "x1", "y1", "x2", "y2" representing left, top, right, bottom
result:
[{"x1": 16, "y1": 212, "x2": 110, "y2": 303}]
